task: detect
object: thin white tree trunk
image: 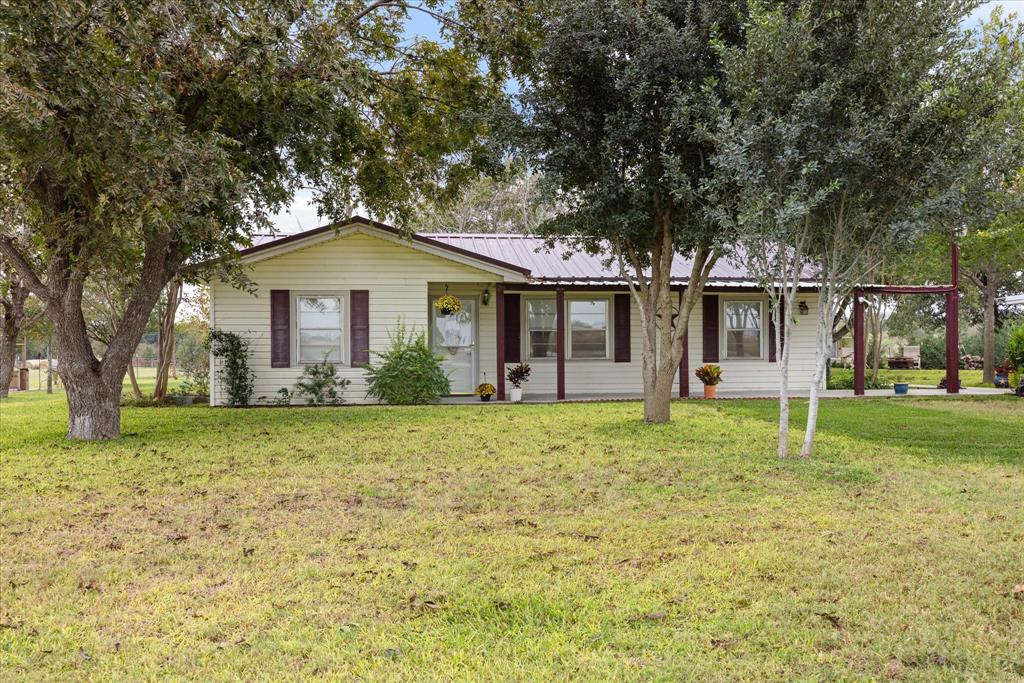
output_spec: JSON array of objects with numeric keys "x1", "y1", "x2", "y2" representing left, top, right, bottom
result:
[
  {"x1": 776, "y1": 283, "x2": 798, "y2": 458},
  {"x1": 801, "y1": 256, "x2": 841, "y2": 459}
]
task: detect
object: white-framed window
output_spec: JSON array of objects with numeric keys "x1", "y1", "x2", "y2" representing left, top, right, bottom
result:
[
  {"x1": 526, "y1": 298, "x2": 557, "y2": 359},
  {"x1": 723, "y1": 300, "x2": 762, "y2": 359},
  {"x1": 296, "y1": 295, "x2": 345, "y2": 363},
  {"x1": 568, "y1": 298, "x2": 609, "y2": 359}
]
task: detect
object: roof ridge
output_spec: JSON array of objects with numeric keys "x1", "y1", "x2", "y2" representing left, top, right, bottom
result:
[{"x1": 419, "y1": 232, "x2": 539, "y2": 239}]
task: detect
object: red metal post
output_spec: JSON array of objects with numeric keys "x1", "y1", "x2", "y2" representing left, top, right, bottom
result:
[
  {"x1": 853, "y1": 291, "x2": 865, "y2": 396},
  {"x1": 556, "y1": 288, "x2": 566, "y2": 400},
  {"x1": 495, "y1": 284, "x2": 505, "y2": 401},
  {"x1": 678, "y1": 288, "x2": 689, "y2": 397},
  {"x1": 946, "y1": 242, "x2": 960, "y2": 394}
]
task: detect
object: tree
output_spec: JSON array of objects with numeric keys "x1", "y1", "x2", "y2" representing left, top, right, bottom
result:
[
  {"x1": 153, "y1": 277, "x2": 182, "y2": 401},
  {"x1": 867, "y1": 12, "x2": 1024, "y2": 386},
  {"x1": 502, "y1": 0, "x2": 744, "y2": 423},
  {"x1": 708, "y1": 2, "x2": 841, "y2": 456},
  {"x1": 0, "y1": 0, "x2": 502, "y2": 439},
  {"x1": 708, "y1": 1, "x2": 1022, "y2": 456},
  {"x1": 796, "y1": 5, "x2": 1023, "y2": 458},
  {"x1": 413, "y1": 168, "x2": 559, "y2": 233},
  {"x1": 0, "y1": 256, "x2": 44, "y2": 397}
]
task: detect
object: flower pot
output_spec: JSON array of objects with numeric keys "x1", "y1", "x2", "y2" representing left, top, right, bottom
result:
[
  {"x1": 703, "y1": 384, "x2": 717, "y2": 399},
  {"x1": 994, "y1": 372, "x2": 1009, "y2": 389},
  {"x1": 893, "y1": 382, "x2": 909, "y2": 395},
  {"x1": 509, "y1": 386, "x2": 523, "y2": 403},
  {"x1": 480, "y1": 394, "x2": 491, "y2": 402}
]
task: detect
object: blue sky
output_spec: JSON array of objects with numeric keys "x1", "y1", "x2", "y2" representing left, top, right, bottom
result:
[{"x1": 269, "y1": 1, "x2": 1023, "y2": 234}]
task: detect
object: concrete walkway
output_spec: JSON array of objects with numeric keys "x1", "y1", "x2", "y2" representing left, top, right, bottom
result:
[{"x1": 443, "y1": 386, "x2": 1009, "y2": 404}]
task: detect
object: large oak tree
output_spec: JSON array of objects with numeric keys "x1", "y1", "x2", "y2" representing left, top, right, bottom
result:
[
  {"x1": 499, "y1": 0, "x2": 745, "y2": 423},
  {"x1": 0, "y1": 0, "x2": 503, "y2": 438}
]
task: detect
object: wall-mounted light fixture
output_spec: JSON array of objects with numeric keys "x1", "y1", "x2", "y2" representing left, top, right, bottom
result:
[
  {"x1": 482, "y1": 288, "x2": 490, "y2": 306},
  {"x1": 798, "y1": 300, "x2": 809, "y2": 316}
]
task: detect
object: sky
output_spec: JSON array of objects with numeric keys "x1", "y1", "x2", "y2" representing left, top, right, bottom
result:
[{"x1": 268, "y1": 1, "x2": 1024, "y2": 235}]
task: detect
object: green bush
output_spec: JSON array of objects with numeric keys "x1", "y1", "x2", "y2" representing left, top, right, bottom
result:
[
  {"x1": 826, "y1": 368, "x2": 892, "y2": 390},
  {"x1": 365, "y1": 322, "x2": 450, "y2": 405},
  {"x1": 1006, "y1": 322, "x2": 1024, "y2": 375},
  {"x1": 281, "y1": 359, "x2": 351, "y2": 406},
  {"x1": 208, "y1": 329, "x2": 255, "y2": 407}
]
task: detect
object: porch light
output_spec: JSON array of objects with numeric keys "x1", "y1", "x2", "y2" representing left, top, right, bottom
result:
[
  {"x1": 798, "y1": 300, "x2": 809, "y2": 316},
  {"x1": 482, "y1": 288, "x2": 490, "y2": 306}
]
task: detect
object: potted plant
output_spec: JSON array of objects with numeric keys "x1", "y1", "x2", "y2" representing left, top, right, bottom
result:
[
  {"x1": 434, "y1": 293, "x2": 462, "y2": 316},
  {"x1": 994, "y1": 362, "x2": 1011, "y2": 389},
  {"x1": 695, "y1": 364, "x2": 722, "y2": 399},
  {"x1": 893, "y1": 382, "x2": 909, "y2": 395},
  {"x1": 506, "y1": 362, "x2": 531, "y2": 403},
  {"x1": 475, "y1": 382, "x2": 496, "y2": 402}
]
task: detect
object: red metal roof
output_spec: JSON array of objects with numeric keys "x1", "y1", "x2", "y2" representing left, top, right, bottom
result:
[
  {"x1": 243, "y1": 219, "x2": 816, "y2": 286},
  {"x1": 422, "y1": 234, "x2": 806, "y2": 285}
]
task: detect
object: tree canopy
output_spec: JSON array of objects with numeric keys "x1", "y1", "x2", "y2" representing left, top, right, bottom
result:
[{"x1": 0, "y1": 0, "x2": 505, "y2": 438}]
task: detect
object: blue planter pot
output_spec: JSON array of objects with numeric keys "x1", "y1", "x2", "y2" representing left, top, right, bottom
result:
[
  {"x1": 894, "y1": 383, "x2": 909, "y2": 395},
  {"x1": 994, "y1": 372, "x2": 1009, "y2": 388}
]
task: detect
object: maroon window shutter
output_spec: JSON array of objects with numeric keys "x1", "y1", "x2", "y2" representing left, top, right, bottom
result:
[
  {"x1": 769, "y1": 299, "x2": 785, "y2": 362},
  {"x1": 270, "y1": 290, "x2": 290, "y2": 368},
  {"x1": 504, "y1": 293, "x2": 521, "y2": 363},
  {"x1": 350, "y1": 290, "x2": 370, "y2": 367},
  {"x1": 614, "y1": 293, "x2": 630, "y2": 362},
  {"x1": 702, "y1": 295, "x2": 720, "y2": 363}
]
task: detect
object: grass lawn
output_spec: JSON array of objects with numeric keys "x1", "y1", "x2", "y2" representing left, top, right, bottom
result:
[
  {"x1": 829, "y1": 368, "x2": 988, "y2": 388},
  {"x1": 1, "y1": 392, "x2": 1022, "y2": 681}
]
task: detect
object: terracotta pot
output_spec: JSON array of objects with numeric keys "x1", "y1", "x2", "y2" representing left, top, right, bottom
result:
[{"x1": 703, "y1": 384, "x2": 717, "y2": 399}]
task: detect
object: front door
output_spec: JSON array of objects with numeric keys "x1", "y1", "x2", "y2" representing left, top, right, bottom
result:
[{"x1": 431, "y1": 297, "x2": 477, "y2": 394}]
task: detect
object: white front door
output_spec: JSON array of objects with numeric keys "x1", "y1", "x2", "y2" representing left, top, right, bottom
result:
[{"x1": 431, "y1": 298, "x2": 477, "y2": 394}]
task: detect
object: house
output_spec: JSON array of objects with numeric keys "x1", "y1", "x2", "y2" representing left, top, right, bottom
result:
[{"x1": 208, "y1": 216, "x2": 828, "y2": 405}]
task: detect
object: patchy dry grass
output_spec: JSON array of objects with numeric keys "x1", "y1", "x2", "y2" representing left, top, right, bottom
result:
[{"x1": 1, "y1": 392, "x2": 1022, "y2": 681}]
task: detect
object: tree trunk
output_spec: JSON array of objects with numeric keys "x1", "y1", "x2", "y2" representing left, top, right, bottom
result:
[
  {"x1": 0, "y1": 329, "x2": 16, "y2": 398},
  {"x1": 775, "y1": 288, "x2": 797, "y2": 459},
  {"x1": 46, "y1": 337, "x2": 52, "y2": 394},
  {"x1": 153, "y1": 278, "x2": 181, "y2": 400},
  {"x1": 628, "y1": 227, "x2": 715, "y2": 425},
  {"x1": 643, "y1": 365, "x2": 676, "y2": 423},
  {"x1": 126, "y1": 362, "x2": 143, "y2": 400},
  {"x1": 981, "y1": 271, "x2": 997, "y2": 385},
  {"x1": 867, "y1": 297, "x2": 883, "y2": 384},
  {"x1": 802, "y1": 276, "x2": 839, "y2": 459},
  {"x1": 64, "y1": 371, "x2": 122, "y2": 440}
]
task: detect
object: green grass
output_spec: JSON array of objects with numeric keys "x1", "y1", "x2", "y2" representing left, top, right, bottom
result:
[
  {"x1": 14, "y1": 366, "x2": 182, "y2": 394},
  {"x1": 1, "y1": 392, "x2": 1022, "y2": 681},
  {"x1": 829, "y1": 368, "x2": 988, "y2": 388}
]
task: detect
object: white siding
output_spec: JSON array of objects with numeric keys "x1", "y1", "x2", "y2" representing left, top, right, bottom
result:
[
  {"x1": 210, "y1": 230, "x2": 824, "y2": 404},
  {"x1": 210, "y1": 231, "x2": 499, "y2": 405},
  {"x1": 502, "y1": 291, "x2": 822, "y2": 397}
]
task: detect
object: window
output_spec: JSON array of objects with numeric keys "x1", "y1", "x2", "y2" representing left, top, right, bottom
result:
[
  {"x1": 569, "y1": 299, "x2": 609, "y2": 359},
  {"x1": 526, "y1": 298, "x2": 557, "y2": 358},
  {"x1": 297, "y1": 295, "x2": 344, "y2": 363},
  {"x1": 724, "y1": 300, "x2": 762, "y2": 359}
]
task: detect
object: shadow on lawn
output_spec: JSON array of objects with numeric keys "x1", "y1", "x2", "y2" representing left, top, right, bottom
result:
[{"x1": 718, "y1": 398, "x2": 1024, "y2": 467}]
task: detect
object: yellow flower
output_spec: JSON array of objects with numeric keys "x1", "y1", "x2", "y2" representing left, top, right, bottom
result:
[{"x1": 435, "y1": 294, "x2": 462, "y2": 315}]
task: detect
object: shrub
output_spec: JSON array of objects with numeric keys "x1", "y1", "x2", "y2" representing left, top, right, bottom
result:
[
  {"x1": 506, "y1": 362, "x2": 531, "y2": 388},
  {"x1": 292, "y1": 359, "x2": 351, "y2": 406},
  {"x1": 826, "y1": 369, "x2": 892, "y2": 390},
  {"x1": 695, "y1": 364, "x2": 722, "y2": 386},
  {"x1": 208, "y1": 329, "x2": 255, "y2": 407},
  {"x1": 1006, "y1": 322, "x2": 1024, "y2": 384},
  {"x1": 365, "y1": 322, "x2": 450, "y2": 404}
]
